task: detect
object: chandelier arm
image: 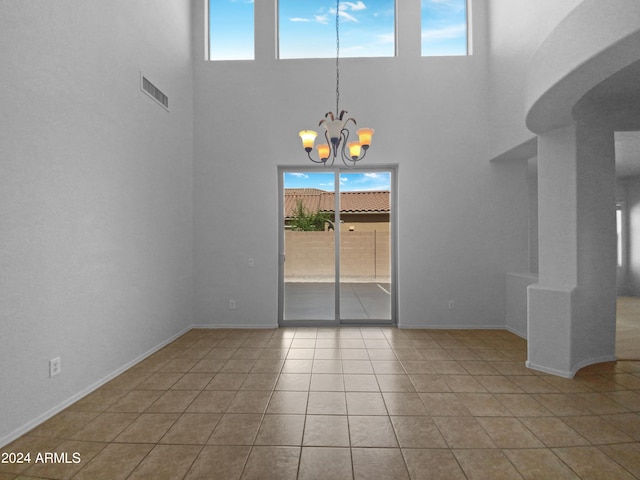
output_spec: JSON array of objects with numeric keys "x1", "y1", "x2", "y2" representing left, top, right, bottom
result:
[{"x1": 306, "y1": 150, "x2": 326, "y2": 164}]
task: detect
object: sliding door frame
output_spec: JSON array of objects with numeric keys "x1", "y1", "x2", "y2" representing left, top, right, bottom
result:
[{"x1": 278, "y1": 164, "x2": 398, "y2": 327}]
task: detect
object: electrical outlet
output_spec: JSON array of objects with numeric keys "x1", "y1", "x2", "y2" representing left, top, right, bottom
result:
[
  {"x1": 49, "y1": 357, "x2": 61, "y2": 377},
  {"x1": 229, "y1": 299, "x2": 236, "y2": 310},
  {"x1": 448, "y1": 300, "x2": 455, "y2": 310}
]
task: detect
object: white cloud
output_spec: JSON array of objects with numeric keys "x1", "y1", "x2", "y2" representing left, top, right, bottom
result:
[
  {"x1": 340, "y1": 1, "x2": 367, "y2": 12},
  {"x1": 290, "y1": 172, "x2": 309, "y2": 179},
  {"x1": 422, "y1": 24, "x2": 466, "y2": 40},
  {"x1": 290, "y1": 17, "x2": 311, "y2": 22},
  {"x1": 338, "y1": 10, "x2": 359, "y2": 23},
  {"x1": 314, "y1": 14, "x2": 329, "y2": 24}
]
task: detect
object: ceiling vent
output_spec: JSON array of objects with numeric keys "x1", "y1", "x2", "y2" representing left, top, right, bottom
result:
[{"x1": 141, "y1": 74, "x2": 169, "y2": 110}]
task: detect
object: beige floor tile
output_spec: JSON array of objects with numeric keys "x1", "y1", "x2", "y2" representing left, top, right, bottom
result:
[
  {"x1": 368, "y1": 349, "x2": 397, "y2": 361},
  {"x1": 410, "y1": 374, "x2": 452, "y2": 393},
  {"x1": 310, "y1": 374, "x2": 345, "y2": 391},
  {"x1": 382, "y1": 392, "x2": 428, "y2": 415},
  {"x1": 342, "y1": 360, "x2": 374, "y2": 374},
  {"x1": 303, "y1": 415, "x2": 350, "y2": 447},
  {"x1": 430, "y1": 361, "x2": 467, "y2": 374},
  {"x1": 599, "y1": 412, "x2": 640, "y2": 440},
  {"x1": 298, "y1": 447, "x2": 353, "y2": 480},
  {"x1": 343, "y1": 374, "x2": 380, "y2": 392},
  {"x1": 553, "y1": 446, "x2": 636, "y2": 480},
  {"x1": 598, "y1": 442, "x2": 640, "y2": 478},
  {"x1": 232, "y1": 347, "x2": 263, "y2": 359},
  {"x1": 159, "y1": 413, "x2": 221, "y2": 444},
  {"x1": 312, "y1": 359, "x2": 343, "y2": 374},
  {"x1": 127, "y1": 444, "x2": 201, "y2": 480},
  {"x1": 346, "y1": 392, "x2": 388, "y2": 415},
  {"x1": 220, "y1": 358, "x2": 257, "y2": 374},
  {"x1": 205, "y1": 373, "x2": 247, "y2": 390},
  {"x1": 251, "y1": 359, "x2": 285, "y2": 373},
  {"x1": 26, "y1": 411, "x2": 98, "y2": 440},
  {"x1": 605, "y1": 390, "x2": 640, "y2": 411},
  {"x1": 520, "y1": 417, "x2": 590, "y2": 447},
  {"x1": 106, "y1": 390, "x2": 164, "y2": 413},
  {"x1": 494, "y1": 393, "x2": 553, "y2": 416},
  {"x1": 504, "y1": 448, "x2": 580, "y2": 480},
  {"x1": 560, "y1": 415, "x2": 634, "y2": 444},
  {"x1": 281, "y1": 359, "x2": 314, "y2": 374},
  {"x1": 400, "y1": 360, "x2": 437, "y2": 374},
  {"x1": 207, "y1": 414, "x2": 262, "y2": 445},
  {"x1": 255, "y1": 414, "x2": 305, "y2": 446},
  {"x1": 266, "y1": 391, "x2": 309, "y2": 414},
  {"x1": 420, "y1": 392, "x2": 471, "y2": 416},
  {"x1": 171, "y1": 372, "x2": 215, "y2": 390},
  {"x1": 348, "y1": 415, "x2": 398, "y2": 447},
  {"x1": 189, "y1": 358, "x2": 227, "y2": 373},
  {"x1": 339, "y1": 348, "x2": 369, "y2": 359},
  {"x1": 476, "y1": 375, "x2": 524, "y2": 393},
  {"x1": 225, "y1": 391, "x2": 272, "y2": 415},
  {"x1": 136, "y1": 372, "x2": 183, "y2": 390},
  {"x1": 307, "y1": 391, "x2": 347, "y2": 415},
  {"x1": 533, "y1": 394, "x2": 594, "y2": 416},
  {"x1": 508, "y1": 376, "x2": 561, "y2": 394},
  {"x1": 259, "y1": 348, "x2": 289, "y2": 360},
  {"x1": 71, "y1": 412, "x2": 139, "y2": 442},
  {"x1": 433, "y1": 417, "x2": 496, "y2": 448},
  {"x1": 352, "y1": 448, "x2": 409, "y2": 480},
  {"x1": 442, "y1": 375, "x2": 487, "y2": 393},
  {"x1": 453, "y1": 448, "x2": 524, "y2": 480},
  {"x1": 572, "y1": 392, "x2": 630, "y2": 414},
  {"x1": 157, "y1": 357, "x2": 199, "y2": 373},
  {"x1": 402, "y1": 449, "x2": 465, "y2": 480},
  {"x1": 72, "y1": 443, "x2": 154, "y2": 480},
  {"x1": 391, "y1": 416, "x2": 447, "y2": 448},
  {"x1": 186, "y1": 390, "x2": 236, "y2": 413},
  {"x1": 275, "y1": 373, "x2": 311, "y2": 391},
  {"x1": 240, "y1": 446, "x2": 300, "y2": 480},
  {"x1": 458, "y1": 361, "x2": 500, "y2": 375},
  {"x1": 69, "y1": 389, "x2": 128, "y2": 412},
  {"x1": 457, "y1": 392, "x2": 511, "y2": 416},
  {"x1": 114, "y1": 413, "x2": 179, "y2": 443},
  {"x1": 370, "y1": 360, "x2": 404, "y2": 374},
  {"x1": 476, "y1": 417, "x2": 544, "y2": 448},
  {"x1": 146, "y1": 390, "x2": 200, "y2": 413},
  {"x1": 240, "y1": 373, "x2": 278, "y2": 391},
  {"x1": 376, "y1": 374, "x2": 416, "y2": 392}
]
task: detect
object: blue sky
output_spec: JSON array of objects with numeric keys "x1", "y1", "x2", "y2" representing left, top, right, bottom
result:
[
  {"x1": 209, "y1": 0, "x2": 467, "y2": 60},
  {"x1": 284, "y1": 171, "x2": 391, "y2": 192}
]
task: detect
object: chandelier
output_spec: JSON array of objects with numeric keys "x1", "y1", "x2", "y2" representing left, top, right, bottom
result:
[{"x1": 298, "y1": 0, "x2": 375, "y2": 167}]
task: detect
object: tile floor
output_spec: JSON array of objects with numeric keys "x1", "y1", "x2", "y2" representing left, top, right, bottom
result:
[{"x1": 1, "y1": 327, "x2": 639, "y2": 479}]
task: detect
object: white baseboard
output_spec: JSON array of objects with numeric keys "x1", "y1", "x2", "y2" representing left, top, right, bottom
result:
[
  {"x1": 505, "y1": 325, "x2": 527, "y2": 339},
  {"x1": 191, "y1": 323, "x2": 278, "y2": 329},
  {"x1": 399, "y1": 324, "x2": 506, "y2": 330}
]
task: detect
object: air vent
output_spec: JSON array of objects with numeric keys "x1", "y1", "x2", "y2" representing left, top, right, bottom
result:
[{"x1": 141, "y1": 75, "x2": 169, "y2": 110}]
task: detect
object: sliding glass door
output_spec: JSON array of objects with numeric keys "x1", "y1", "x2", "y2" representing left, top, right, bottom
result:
[{"x1": 278, "y1": 167, "x2": 396, "y2": 326}]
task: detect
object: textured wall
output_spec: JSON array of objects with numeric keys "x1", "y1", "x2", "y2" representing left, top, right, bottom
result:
[{"x1": 0, "y1": 0, "x2": 194, "y2": 445}]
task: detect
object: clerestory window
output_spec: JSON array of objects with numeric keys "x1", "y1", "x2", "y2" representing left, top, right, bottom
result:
[
  {"x1": 421, "y1": 0, "x2": 469, "y2": 56},
  {"x1": 278, "y1": 0, "x2": 396, "y2": 59}
]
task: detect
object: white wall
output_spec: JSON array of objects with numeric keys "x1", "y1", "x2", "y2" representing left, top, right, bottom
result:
[
  {"x1": 192, "y1": 0, "x2": 530, "y2": 328},
  {"x1": 486, "y1": 0, "x2": 583, "y2": 159},
  {"x1": 0, "y1": 0, "x2": 194, "y2": 444}
]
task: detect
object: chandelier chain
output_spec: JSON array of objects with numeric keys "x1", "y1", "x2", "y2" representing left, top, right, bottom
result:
[{"x1": 335, "y1": 0, "x2": 340, "y2": 116}]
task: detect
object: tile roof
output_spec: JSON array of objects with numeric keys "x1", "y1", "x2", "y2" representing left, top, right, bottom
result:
[{"x1": 285, "y1": 188, "x2": 389, "y2": 217}]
